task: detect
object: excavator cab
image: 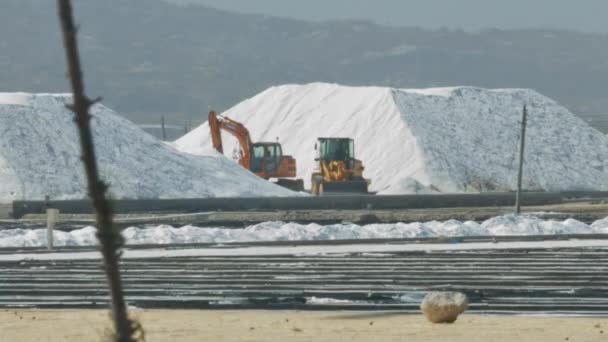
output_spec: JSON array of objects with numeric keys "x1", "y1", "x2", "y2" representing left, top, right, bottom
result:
[
  {"x1": 252, "y1": 142, "x2": 302, "y2": 190},
  {"x1": 311, "y1": 138, "x2": 369, "y2": 196},
  {"x1": 251, "y1": 143, "x2": 282, "y2": 175}
]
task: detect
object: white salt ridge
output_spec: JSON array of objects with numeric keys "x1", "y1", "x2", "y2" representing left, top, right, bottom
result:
[
  {"x1": 0, "y1": 93, "x2": 293, "y2": 201},
  {"x1": 1, "y1": 215, "x2": 607, "y2": 248},
  {"x1": 306, "y1": 297, "x2": 370, "y2": 305},
  {"x1": 175, "y1": 83, "x2": 608, "y2": 193},
  {"x1": 4, "y1": 240, "x2": 608, "y2": 261}
]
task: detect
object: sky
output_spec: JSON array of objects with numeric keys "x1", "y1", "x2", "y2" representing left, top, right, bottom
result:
[{"x1": 177, "y1": 0, "x2": 608, "y2": 32}]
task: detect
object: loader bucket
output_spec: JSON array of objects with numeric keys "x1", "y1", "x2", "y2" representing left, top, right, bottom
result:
[{"x1": 320, "y1": 180, "x2": 368, "y2": 195}]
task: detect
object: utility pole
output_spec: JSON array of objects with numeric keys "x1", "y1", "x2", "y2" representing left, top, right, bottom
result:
[
  {"x1": 515, "y1": 105, "x2": 528, "y2": 214},
  {"x1": 161, "y1": 115, "x2": 166, "y2": 141}
]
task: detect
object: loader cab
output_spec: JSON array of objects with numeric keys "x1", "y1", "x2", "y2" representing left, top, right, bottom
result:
[
  {"x1": 316, "y1": 138, "x2": 355, "y2": 169},
  {"x1": 251, "y1": 142, "x2": 282, "y2": 174}
]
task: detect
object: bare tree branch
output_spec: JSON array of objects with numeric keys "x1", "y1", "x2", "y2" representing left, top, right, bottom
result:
[{"x1": 56, "y1": 1, "x2": 142, "y2": 341}]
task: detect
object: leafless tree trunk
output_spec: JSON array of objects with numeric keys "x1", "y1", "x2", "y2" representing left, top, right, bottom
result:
[{"x1": 56, "y1": 1, "x2": 143, "y2": 341}]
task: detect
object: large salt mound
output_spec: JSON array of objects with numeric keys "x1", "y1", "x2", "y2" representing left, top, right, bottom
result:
[
  {"x1": 176, "y1": 83, "x2": 608, "y2": 194},
  {"x1": 0, "y1": 93, "x2": 292, "y2": 201}
]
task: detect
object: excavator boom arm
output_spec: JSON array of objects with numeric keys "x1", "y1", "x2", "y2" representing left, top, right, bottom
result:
[
  {"x1": 208, "y1": 111, "x2": 224, "y2": 153},
  {"x1": 207, "y1": 111, "x2": 253, "y2": 168}
]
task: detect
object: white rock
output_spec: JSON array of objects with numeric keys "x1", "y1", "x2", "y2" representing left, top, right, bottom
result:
[{"x1": 420, "y1": 291, "x2": 468, "y2": 323}]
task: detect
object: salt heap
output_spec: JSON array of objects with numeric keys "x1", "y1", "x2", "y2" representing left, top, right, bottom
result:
[
  {"x1": 176, "y1": 83, "x2": 608, "y2": 194},
  {"x1": 0, "y1": 93, "x2": 292, "y2": 201}
]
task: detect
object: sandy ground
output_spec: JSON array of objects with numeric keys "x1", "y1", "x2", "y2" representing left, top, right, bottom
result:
[{"x1": 0, "y1": 309, "x2": 606, "y2": 342}]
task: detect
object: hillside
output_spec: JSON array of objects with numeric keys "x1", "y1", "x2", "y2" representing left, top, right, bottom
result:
[
  {"x1": 2, "y1": 0, "x2": 608, "y2": 131},
  {"x1": 176, "y1": 83, "x2": 608, "y2": 194}
]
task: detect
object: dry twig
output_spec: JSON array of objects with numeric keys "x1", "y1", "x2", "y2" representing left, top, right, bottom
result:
[{"x1": 56, "y1": 1, "x2": 143, "y2": 341}]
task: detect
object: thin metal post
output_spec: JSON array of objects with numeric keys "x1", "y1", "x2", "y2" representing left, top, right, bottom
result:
[
  {"x1": 46, "y1": 208, "x2": 59, "y2": 250},
  {"x1": 161, "y1": 115, "x2": 167, "y2": 141},
  {"x1": 515, "y1": 105, "x2": 528, "y2": 214}
]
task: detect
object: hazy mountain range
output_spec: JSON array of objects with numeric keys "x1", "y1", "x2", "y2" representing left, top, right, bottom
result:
[
  {"x1": 1, "y1": 0, "x2": 607, "y2": 133},
  {"x1": 167, "y1": 0, "x2": 608, "y2": 33}
]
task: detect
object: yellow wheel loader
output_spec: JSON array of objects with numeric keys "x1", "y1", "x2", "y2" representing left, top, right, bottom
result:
[{"x1": 310, "y1": 137, "x2": 370, "y2": 196}]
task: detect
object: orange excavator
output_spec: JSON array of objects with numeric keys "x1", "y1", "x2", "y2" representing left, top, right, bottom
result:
[{"x1": 208, "y1": 110, "x2": 304, "y2": 191}]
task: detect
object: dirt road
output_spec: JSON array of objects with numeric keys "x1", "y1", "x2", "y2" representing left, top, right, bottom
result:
[{"x1": 1, "y1": 310, "x2": 605, "y2": 342}]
